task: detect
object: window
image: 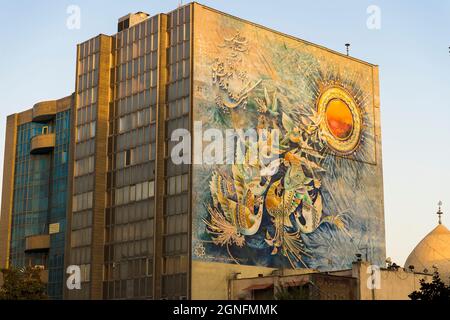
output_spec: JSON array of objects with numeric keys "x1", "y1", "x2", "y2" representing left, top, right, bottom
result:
[
  {"x1": 115, "y1": 181, "x2": 155, "y2": 206},
  {"x1": 125, "y1": 150, "x2": 131, "y2": 167},
  {"x1": 74, "y1": 156, "x2": 94, "y2": 176},
  {"x1": 166, "y1": 174, "x2": 188, "y2": 195},
  {"x1": 72, "y1": 191, "x2": 94, "y2": 212},
  {"x1": 61, "y1": 151, "x2": 68, "y2": 164}
]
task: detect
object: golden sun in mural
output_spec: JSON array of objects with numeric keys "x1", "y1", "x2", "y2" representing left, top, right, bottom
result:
[
  {"x1": 326, "y1": 99, "x2": 354, "y2": 140},
  {"x1": 317, "y1": 86, "x2": 362, "y2": 155}
]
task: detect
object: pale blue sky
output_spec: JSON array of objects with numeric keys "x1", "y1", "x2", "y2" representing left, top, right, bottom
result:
[{"x1": 0, "y1": 0, "x2": 449, "y2": 265}]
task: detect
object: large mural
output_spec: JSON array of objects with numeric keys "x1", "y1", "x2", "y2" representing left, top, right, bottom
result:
[{"x1": 191, "y1": 7, "x2": 385, "y2": 271}]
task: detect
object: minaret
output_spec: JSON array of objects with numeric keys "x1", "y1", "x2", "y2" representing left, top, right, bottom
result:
[{"x1": 437, "y1": 201, "x2": 443, "y2": 225}]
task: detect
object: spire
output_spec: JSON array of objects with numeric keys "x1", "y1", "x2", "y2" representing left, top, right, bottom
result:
[{"x1": 437, "y1": 201, "x2": 443, "y2": 225}]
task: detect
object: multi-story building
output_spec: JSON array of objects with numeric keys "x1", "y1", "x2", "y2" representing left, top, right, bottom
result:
[
  {"x1": 0, "y1": 96, "x2": 73, "y2": 299},
  {"x1": 0, "y1": 3, "x2": 385, "y2": 300}
]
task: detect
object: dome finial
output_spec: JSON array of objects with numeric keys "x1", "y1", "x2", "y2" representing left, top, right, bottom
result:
[{"x1": 437, "y1": 201, "x2": 443, "y2": 225}]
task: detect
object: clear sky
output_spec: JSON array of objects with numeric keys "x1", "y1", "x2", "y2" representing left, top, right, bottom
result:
[{"x1": 0, "y1": 0, "x2": 449, "y2": 266}]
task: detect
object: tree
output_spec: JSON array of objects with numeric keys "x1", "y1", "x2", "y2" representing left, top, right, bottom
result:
[
  {"x1": 0, "y1": 266, "x2": 47, "y2": 300},
  {"x1": 409, "y1": 270, "x2": 450, "y2": 301}
]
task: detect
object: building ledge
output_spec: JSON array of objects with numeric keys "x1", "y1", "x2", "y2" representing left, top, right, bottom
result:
[
  {"x1": 32, "y1": 100, "x2": 56, "y2": 122},
  {"x1": 25, "y1": 234, "x2": 50, "y2": 252},
  {"x1": 30, "y1": 133, "x2": 55, "y2": 154}
]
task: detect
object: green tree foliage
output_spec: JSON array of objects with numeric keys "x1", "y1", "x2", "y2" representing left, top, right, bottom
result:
[
  {"x1": 409, "y1": 270, "x2": 450, "y2": 301},
  {"x1": 0, "y1": 266, "x2": 47, "y2": 300}
]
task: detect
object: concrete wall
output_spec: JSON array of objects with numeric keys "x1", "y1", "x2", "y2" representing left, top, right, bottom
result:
[
  {"x1": 352, "y1": 261, "x2": 431, "y2": 300},
  {"x1": 191, "y1": 260, "x2": 276, "y2": 300}
]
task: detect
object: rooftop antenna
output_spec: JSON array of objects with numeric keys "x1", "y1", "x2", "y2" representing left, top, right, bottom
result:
[
  {"x1": 437, "y1": 201, "x2": 443, "y2": 225},
  {"x1": 345, "y1": 43, "x2": 351, "y2": 56}
]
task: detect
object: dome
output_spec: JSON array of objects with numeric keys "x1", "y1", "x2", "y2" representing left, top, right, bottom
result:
[{"x1": 404, "y1": 223, "x2": 450, "y2": 280}]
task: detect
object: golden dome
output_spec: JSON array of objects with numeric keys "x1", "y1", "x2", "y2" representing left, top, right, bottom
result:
[{"x1": 404, "y1": 224, "x2": 450, "y2": 280}]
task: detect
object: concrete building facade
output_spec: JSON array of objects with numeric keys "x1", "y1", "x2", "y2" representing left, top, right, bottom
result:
[
  {"x1": 230, "y1": 261, "x2": 432, "y2": 300},
  {"x1": 0, "y1": 96, "x2": 74, "y2": 299},
  {"x1": 1, "y1": 3, "x2": 386, "y2": 300}
]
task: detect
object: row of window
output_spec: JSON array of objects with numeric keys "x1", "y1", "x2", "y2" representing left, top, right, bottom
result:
[
  {"x1": 114, "y1": 162, "x2": 155, "y2": 189},
  {"x1": 108, "y1": 220, "x2": 153, "y2": 243},
  {"x1": 116, "y1": 16, "x2": 158, "y2": 48},
  {"x1": 117, "y1": 89, "x2": 157, "y2": 117},
  {"x1": 11, "y1": 211, "x2": 48, "y2": 231},
  {"x1": 167, "y1": 78, "x2": 190, "y2": 102},
  {"x1": 166, "y1": 160, "x2": 189, "y2": 178},
  {"x1": 76, "y1": 121, "x2": 96, "y2": 142},
  {"x1": 167, "y1": 97, "x2": 190, "y2": 119},
  {"x1": 75, "y1": 139, "x2": 95, "y2": 160},
  {"x1": 116, "y1": 143, "x2": 155, "y2": 169},
  {"x1": 116, "y1": 125, "x2": 155, "y2": 151},
  {"x1": 116, "y1": 70, "x2": 157, "y2": 99},
  {"x1": 169, "y1": 8, "x2": 191, "y2": 44},
  {"x1": 168, "y1": 44, "x2": 190, "y2": 76},
  {"x1": 110, "y1": 239, "x2": 154, "y2": 260},
  {"x1": 104, "y1": 258, "x2": 152, "y2": 281},
  {"x1": 115, "y1": 181, "x2": 155, "y2": 206},
  {"x1": 13, "y1": 185, "x2": 49, "y2": 202},
  {"x1": 107, "y1": 199, "x2": 154, "y2": 226},
  {"x1": 72, "y1": 191, "x2": 93, "y2": 212},
  {"x1": 71, "y1": 227, "x2": 92, "y2": 247},
  {"x1": 72, "y1": 210, "x2": 92, "y2": 230},
  {"x1": 165, "y1": 194, "x2": 189, "y2": 217},
  {"x1": 77, "y1": 86, "x2": 98, "y2": 108},
  {"x1": 78, "y1": 36, "x2": 100, "y2": 60},
  {"x1": 166, "y1": 116, "x2": 189, "y2": 137},
  {"x1": 116, "y1": 52, "x2": 158, "y2": 83},
  {"x1": 79, "y1": 264, "x2": 91, "y2": 282},
  {"x1": 74, "y1": 156, "x2": 94, "y2": 177},
  {"x1": 117, "y1": 35, "x2": 158, "y2": 65},
  {"x1": 164, "y1": 233, "x2": 188, "y2": 256},
  {"x1": 169, "y1": 23, "x2": 190, "y2": 48},
  {"x1": 77, "y1": 104, "x2": 97, "y2": 125},
  {"x1": 162, "y1": 273, "x2": 187, "y2": 299},
  {"x1": 118, "y1": 107, "x2": 155, "y2": 133},
  {"x1": 74, "y1": 174, "x2": 94, "y2": 195},
  {"x1": 165, "y1": 213, "x2": 188, "y2": 236},
  {"x1": 166, "y1": 174, "x2": 188, "y2": 196},
  {"x1": 103, "y1": 277, "x2": 153, "y2": 299},
  {"x1": 164, "y1": 255, "x2": 188, "y2": 275},
  {"x1": 78, "y1": 53, "x2": 99, "y2": 76},
  {"x1": 70, "y1": 246, "x2": 91, "y2": 265}
]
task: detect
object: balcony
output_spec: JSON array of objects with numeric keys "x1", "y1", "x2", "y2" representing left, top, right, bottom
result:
[
  {"x1": 25, "y1": 234, "x2": 50, "y2": 252},
  {"x1": 30, "y1": 133, "x2": 55, "y2": 154},
  {"x1": 32, "y1": 100, "x2": 56, "y2": 122}
]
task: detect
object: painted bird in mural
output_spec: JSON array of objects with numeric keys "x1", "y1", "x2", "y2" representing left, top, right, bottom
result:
[
  {"x1": 264, "y1": 179, "x2": 310, "y2": 266},
  {"x1": 207, "y1": 168, "x2": 264, "y2": 240},
  {"x1": 293, "y1": 193, "x2": 352, "y2": 238}
]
